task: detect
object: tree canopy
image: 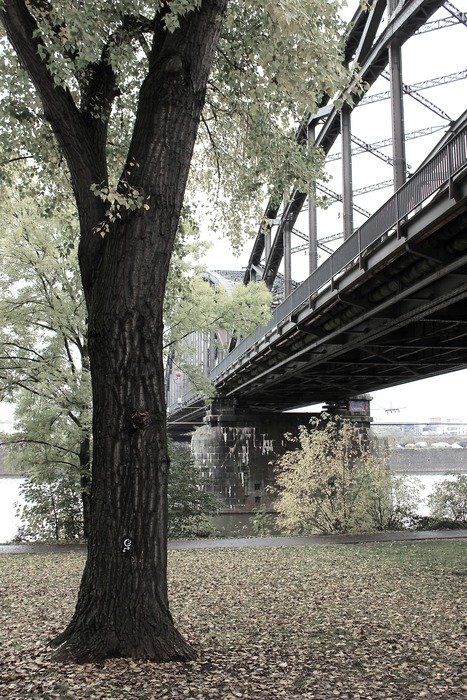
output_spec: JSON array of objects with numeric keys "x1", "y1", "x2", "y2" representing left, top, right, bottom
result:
[{"x1": 0, "y1": 0, "x2": 349, "y2": 242}]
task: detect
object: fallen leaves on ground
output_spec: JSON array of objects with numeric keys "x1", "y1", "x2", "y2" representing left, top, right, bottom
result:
[{"x1": 0, "y1": 541, "x2": 466, "y2": 699}]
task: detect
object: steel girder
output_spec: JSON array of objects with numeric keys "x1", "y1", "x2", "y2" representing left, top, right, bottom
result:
[{"x1": 208, "y1": 156, "x2": 467, "y2": 411}]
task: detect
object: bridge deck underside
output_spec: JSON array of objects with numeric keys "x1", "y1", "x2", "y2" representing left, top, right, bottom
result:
[{"x1": 213, "y1": 180, "x2": 467, "y2": 412}]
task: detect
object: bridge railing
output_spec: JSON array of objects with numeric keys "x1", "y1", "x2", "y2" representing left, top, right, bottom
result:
[{"x1": 207, "y1": 126, "x2": 467, "y2": 384}]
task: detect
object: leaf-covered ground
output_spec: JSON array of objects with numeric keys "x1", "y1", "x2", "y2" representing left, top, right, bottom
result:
[{"x1": 0, "y1": 542, "x2": 466, "y2": 699}]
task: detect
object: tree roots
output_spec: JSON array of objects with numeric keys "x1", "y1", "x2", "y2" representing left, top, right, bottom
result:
[{"x1": 49, "y1": 620, "x2": 197, "y2": 663}]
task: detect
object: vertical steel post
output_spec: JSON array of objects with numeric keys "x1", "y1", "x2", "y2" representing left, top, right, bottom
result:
[
  {"x1": 283, "y1": 195, "x2": 292, "y2": 298},
  {"x1": 308, "y1": 123, "x2": 318, "y2": 273},
  {"x1": 264, "y1": 225, "x2": 271, "y2": 263},
  {"x1": 283, "y1": 219, "x2": 292, "y2": 298},
  {"x1": 388, "y1": 0, "x2": 406, "y2": 191},
  {"x1": 341, "y1": 104, "x2": 354, "y2": 240}
]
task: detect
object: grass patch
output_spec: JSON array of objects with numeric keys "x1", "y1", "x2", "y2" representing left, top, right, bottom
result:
[{"x1": 1, "y1": 541, "x2": 466, "y2": 699}]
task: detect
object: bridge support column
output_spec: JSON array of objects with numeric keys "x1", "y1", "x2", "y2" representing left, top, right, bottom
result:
[
  {"x1": 323, "y1": 395, "x2": 373, "y2": 444},
  {"x1": 191, "y1": 398, "x2": 373, "y2": 510},
  {"x1": 191, "y1": 399, "x2": 318, "y2": 511}
]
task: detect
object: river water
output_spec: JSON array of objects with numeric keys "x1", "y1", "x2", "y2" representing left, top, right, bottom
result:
[
  {"x1": 0, "y1": 477, "x2": 25, "y2": 543},
  {"x1": 1, "y1": 473, "x2": 460, "y2": 544}
]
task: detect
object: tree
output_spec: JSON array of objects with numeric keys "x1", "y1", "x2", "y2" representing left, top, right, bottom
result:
[
  {"x1": 0, "y1": 187, "x2": 92, "y2": 536},
  {"x1": 1, "y1": 187, "x2": 269, "y2": 538},
  {"x1": 167, "y1": 443, "x2": 218, "y2": 539},
  {"x1": 275, "y1": 415, "x2": 419, "y2": 535},
  {"x1": 0, "y1": 0, "x2": 347, "y2": 661},
  {"x1": 428, "y1": 475, "x2": 467, "y2": 523}
]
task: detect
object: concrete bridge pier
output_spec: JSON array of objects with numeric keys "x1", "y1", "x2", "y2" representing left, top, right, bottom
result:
[
  {"x1": 322, "y1": 395, "x2": 373, "y2": 444},
  {"x1": 191, "y1": 396, "x2": 372, "y2": 510}
]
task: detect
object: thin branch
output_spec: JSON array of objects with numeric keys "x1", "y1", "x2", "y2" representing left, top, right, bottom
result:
[
  {"x1": 163, "y1": 313, "x2": 225, "y2": 349},
  {"x1": 1, "y1": 437, "x2": 80, "y2": 457},
  {"x1": 201, "y1": 114, "x2": 222, "y2": 197},
  {"x1": 1, "y1": 343, "x2": 46, "y2": 361},
  {"x1": 0, "y1": 376, "x2": 59, "y2": 402},
  {"x1": 0, "y1": 154, "x2": 35, "y2": 166},
  {"x1": 67, "y1": 411, "x2": 82, "y2": 428},
  {"x1": 63, "y1": 336, "x2": 76, "y2": 375}
]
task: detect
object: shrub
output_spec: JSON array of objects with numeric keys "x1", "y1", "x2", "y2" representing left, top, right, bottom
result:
[
  {"x1": 250, "y1": 509, "x2": 277, "y2": 536},
  {"x1": 16, "y1": 469, "x2": 83, "y2": 542},
  {"x1": 411, "y1": 515, "x2": 466, "y2": 531},
  {"x1": 275, "y1": 414, "x2": 420, "y2": 535},
  {"x1": 427, "y1": 475, "x2": 467, "y2": 524}
]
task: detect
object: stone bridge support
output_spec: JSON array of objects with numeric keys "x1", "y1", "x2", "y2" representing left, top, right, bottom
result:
[{"x1": 191, "y1": 396, "x2": 372, "y2": 511}]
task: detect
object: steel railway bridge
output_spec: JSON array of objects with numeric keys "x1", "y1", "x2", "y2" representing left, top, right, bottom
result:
[{"x1": 166, "y1": 0, "x2": 467, "y2": 457}]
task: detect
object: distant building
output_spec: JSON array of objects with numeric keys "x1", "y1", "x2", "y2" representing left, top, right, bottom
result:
[
  {"x1": 400, "y1": 424, "x2": 422, "y2": 436},
  {"x1": 424, "y1": 419, "x2": 467, "y2": 436}
]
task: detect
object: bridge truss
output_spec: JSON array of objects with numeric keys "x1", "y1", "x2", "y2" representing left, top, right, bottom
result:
[
  {"x1": 167, "y1": 0, "x2": 467, "y2": 424},
  {"x1": 243, "y1": 0, "x2": 467, "y2": 293}
]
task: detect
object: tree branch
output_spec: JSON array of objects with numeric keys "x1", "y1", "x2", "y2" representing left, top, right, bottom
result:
[
  {"x1": 1, "y1": 0, "x2": 85, "y2": 157},
  {"x1": 1, "y1": 437, "x2": 80, "y2": 457},
  {"x1": 0, "y1": 154, "x2": 35, "y2": 166},
  {"x1": 1, "y1": 0, "x2": 109, "y2": 293}
]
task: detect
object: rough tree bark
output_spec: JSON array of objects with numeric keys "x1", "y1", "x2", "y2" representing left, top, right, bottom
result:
[
  {"x1": 79, "y1": 436, "x2": 91, "y2": 540},
  {"x1": 1, "y1": 0, "x2": 227, "y2": 661}
]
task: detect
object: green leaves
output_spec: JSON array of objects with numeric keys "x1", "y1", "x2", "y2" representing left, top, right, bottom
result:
[
  {"x1": 163, "y1": 0, "x2": 203, "y2": 32},
  {"x1": 89, "y1": 181, "x2": 150, "y2": 237},
  {"x1": 428, "y1": 475, "x2": 467, "y2": 523},
  {"x1": 165, "y1": 276, "x2": 271, "y2": 349}
]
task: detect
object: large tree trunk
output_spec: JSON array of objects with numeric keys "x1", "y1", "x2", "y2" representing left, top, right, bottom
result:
[
  {"x1": 79, "y1": 436, "x2": 91, "y2": 540},
  {"x1": 50, "y1": 0, "x2": 228, "y2": 663},
  {"x1": 52, "y1": 216, "x2": 194, "y2": 660}
]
